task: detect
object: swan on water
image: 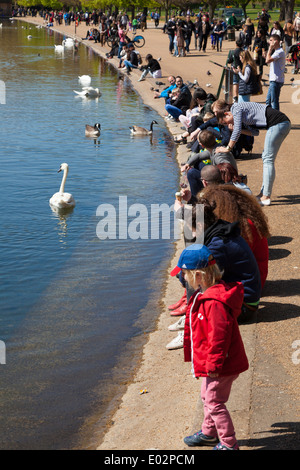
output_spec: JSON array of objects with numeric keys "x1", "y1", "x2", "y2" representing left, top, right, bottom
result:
[
  {"x1": 73, "y1": 87, "x2": 101, "y2": 98},
  {"x1": 78, "y1": 75, "x2": 91, "y2": 87},
  {"x1": 129, "y1": 120, "x2": 158, "y2": 136},
  {"x1": 54, "y1": 44, "x2": 64, "y2": 52},
  {"x1": 63, "y1": 38, "x2": 74, "y2": 48},
  {"x1": 49, "y1": 163, "x2": 75, "y2": 210},
  {"x1": 85, "y1": 123, "x2": 101, "y2": 137}
]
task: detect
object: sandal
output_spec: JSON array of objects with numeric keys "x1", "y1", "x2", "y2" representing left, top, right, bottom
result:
[{"x1": 174, "y1": 135, "x2": 187, "y2": 144}]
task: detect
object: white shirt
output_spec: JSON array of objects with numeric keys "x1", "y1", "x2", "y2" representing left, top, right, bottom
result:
[{"x1": 269, "y1": 47, "x2": 285, "y2": 83}]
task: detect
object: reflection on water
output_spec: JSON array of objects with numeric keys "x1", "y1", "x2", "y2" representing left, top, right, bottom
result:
[{"x1": 0, "y1": 20, "x2": 178, "y2": 449}]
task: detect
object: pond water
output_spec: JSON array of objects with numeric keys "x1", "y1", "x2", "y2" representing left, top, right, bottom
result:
[{"x1": 0, "y1": 20, "x2": 178, "y2": 449}]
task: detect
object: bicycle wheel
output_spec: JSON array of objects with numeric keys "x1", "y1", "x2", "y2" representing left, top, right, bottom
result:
[
  {"x1": 133, "y1": 35, "x2": 145, "y2": 48},
  {"x1": 107, "y1": 36, "x2": 118, "y2": 48}
]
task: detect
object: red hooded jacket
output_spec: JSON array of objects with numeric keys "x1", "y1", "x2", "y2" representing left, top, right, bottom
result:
[{"x1": 184, "y1": 280, "x2": 249, "y2": 378}]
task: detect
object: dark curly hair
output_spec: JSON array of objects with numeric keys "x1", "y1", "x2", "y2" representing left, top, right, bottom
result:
[{"x1": 199, "y1": 184, "x2": 271, "y2": 243}]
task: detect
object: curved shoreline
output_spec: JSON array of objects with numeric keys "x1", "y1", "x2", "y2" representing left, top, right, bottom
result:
[{"x1": 15, "y1": 16, "x2": 300, "y2": 451}]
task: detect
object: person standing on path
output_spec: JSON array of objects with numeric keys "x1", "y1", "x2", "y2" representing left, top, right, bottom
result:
[
  {"x1": 213, "y1": 100, "x2": 291, "y2": 206},
  {"x1": 265, "y1": 34, "x2": 286, "y2": 110},
  {"x1": 170, "y1": 244, "x2": 249, "y2": 450}
]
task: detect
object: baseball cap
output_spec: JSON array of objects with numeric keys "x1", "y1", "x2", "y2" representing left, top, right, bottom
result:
[{"x1": 170, "y1": 244, "x2": 216, "y2": 276}]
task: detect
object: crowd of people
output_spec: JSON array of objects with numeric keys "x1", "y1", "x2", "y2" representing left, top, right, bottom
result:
[{"x1": 152, "y1": 8, "x2": 294, "y2": 452}]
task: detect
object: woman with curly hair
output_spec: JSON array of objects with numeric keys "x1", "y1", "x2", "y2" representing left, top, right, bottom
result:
[{"x1": 200, "y1": 184, "x2": 270, "y2": 288}]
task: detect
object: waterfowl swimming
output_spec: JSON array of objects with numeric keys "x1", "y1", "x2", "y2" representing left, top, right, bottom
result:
[
  {"x1": 63, "y1": 38, "x2": 74, "y2": 48},
  {"x1": 54, "y1": 44, "x2": 64, "y2": 52},
  {"x1": 49, "y1": 163, "x2": 75, "y2": 210},
  {"x1": 129, "y1": 120, "x2": 158, "y2": 136},
  {"x1": 85, "y1": 123, "x2": 101, "y2": 137},
  {"x1": 78, "y1": 75, "x2": 91, "y2": 87},
  {"x1": 73, "y1": 87, "x2": 101, "y2": 98}
]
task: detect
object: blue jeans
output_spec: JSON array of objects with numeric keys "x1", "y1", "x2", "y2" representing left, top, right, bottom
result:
[
  {"x1": 238, "y1": 94, "x2": 250, "y2": 103},
  {"x1": 168, "y1": 34, "x2": 174, "y2": 53},
  {"x1": 165, "y1": 104, "x2": 183, "y2": 119},
  {"x1": 261, "y1": 121, "x2": 291, "y2": 197},
  {"x1": 123, "y1": 60, "x2": 138, "y2": 71},
  {"x1": 266, "y1": 81, "x2": 283, "y2": 110}
]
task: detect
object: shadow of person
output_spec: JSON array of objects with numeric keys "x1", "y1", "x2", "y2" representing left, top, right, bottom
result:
[
  {"x1": 258, "y1": 300, "x2": 300, "y2": 323},
  {"x1": 268, "y1": 247, "x2": 291, "y2": 260},
  {"x1": 268, "y1": 235, "x2": 293, "y2": 246},
  {"x1": 262, "y1": 280, "x2": 300, "y2": 299},
  {"x1": 239, "y1": 421, "x2": 300, "y2": 450}
]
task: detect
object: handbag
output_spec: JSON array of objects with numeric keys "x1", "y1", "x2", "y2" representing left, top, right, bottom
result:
[{"x1": 252, "y1": 74, "x2": 263, "y2": 96}]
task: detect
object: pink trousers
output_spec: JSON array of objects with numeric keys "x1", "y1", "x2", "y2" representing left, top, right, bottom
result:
[{"x1": 201, "y1": 374, "x2": 239, "y2": 448}]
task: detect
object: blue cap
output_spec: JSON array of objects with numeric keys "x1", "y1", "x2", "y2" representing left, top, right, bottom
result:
[{"x1": 170, "y1": 244, "x2": 215, "y2": 276}]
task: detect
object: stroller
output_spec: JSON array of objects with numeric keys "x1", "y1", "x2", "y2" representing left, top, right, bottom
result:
[{"x1": 288, "y1": 43, "x2": 300, "y2": 74}]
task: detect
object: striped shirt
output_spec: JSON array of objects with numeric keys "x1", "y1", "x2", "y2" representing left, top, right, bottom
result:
[{"x1": 231, "y1": 102, "x2": 268, "y2": 142}]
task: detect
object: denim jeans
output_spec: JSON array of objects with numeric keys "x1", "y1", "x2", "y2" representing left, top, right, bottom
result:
[
  {"x1": 168, "y1": 34, "x2": 174, "y2": 53},
  {"x1": 238, "y1": 94, "x2": 250, "y2": 103},
  {"x1": 266, "y1": 81, "x2": 283, "y2": 110},
  {"x1": 261, "y1": 120, "x2": 291, "y2": 197},
  {"x1": 123, "y1": 60, "x2": 138, "y2": 71},
  {"x1": 165, "y1": 104, "x2": 183, "y2": 119}
]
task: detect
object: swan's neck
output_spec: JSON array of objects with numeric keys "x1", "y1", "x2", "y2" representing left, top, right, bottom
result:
[{"x1": 59, "y1": 168, "x2": 68, "y2": 194}]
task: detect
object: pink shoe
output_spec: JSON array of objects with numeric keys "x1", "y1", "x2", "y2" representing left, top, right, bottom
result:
[
  {"x1": 170, "y1": 303, "x2": 187, "y2": 316},
  {"x1": 168, "y1": 291, "x2": 187, "y2": 311}
]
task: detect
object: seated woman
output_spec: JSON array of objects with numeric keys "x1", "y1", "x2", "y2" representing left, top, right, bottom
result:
[
  {"x1": 201, "y1": 184, "x2": 270, "y2": 289},
  {"x1": 197, "y1": 200, "x2": 262, "y2": 323},
  {"x1": 138, "y1": 54, "x2": 162, "y2": 81},
  {"x1": 217, "y1": 162, "x2": 252, "y2": 194}
]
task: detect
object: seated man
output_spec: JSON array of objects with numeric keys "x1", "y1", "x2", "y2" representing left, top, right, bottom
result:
[
  {"x1": 165, "y1": 76, "x2": 192, "y2": 120},
  {"x1": 123, "y1": 43, "x2": 139, "y2": 75}
]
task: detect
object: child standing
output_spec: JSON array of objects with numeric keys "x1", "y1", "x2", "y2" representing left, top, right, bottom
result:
[{"x1": 170, "y1": 244, "x2": 249, "y2": 450}]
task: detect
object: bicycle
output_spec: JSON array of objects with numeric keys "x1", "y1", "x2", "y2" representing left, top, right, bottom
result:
[{"x1": 106, "y1": 33, "x2": 145, "y2": 49}]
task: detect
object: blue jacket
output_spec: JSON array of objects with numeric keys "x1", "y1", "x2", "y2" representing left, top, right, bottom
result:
[
  {"x1": 160, "y1": 83, "x2": 176, "y2": 98},
  {"x1": 204, "y1": 220, "x2": 261, "y2": 304}
]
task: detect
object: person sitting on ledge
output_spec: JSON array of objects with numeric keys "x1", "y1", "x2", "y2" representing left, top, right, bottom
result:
[
  {"x1": 165, "y1": 76, "x2": 192, "y2": 121},
  {"x1": 138, "y1": 54, "x2": 162, "y2": 81}
]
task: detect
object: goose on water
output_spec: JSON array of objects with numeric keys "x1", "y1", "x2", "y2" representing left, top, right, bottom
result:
[
  {"x1": 73, "y1": 87, "x2": 101, "y2": 98},
  {"x1": 49, "y1": 163, "x2": 75, "y2": 210},
  {"x1": 85, "y1": 123, "x2": 101, "y2": 137},
  {"x1": 129, "y1": 120, "x2": 158, "y2": 136},
  {"x1": 78, "y1": 75, "x2": 91, "y2": 87}
]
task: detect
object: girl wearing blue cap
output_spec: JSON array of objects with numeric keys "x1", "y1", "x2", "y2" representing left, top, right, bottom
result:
[{"x1": 171, "y1": 244, "x2": 249, "y2": 450}]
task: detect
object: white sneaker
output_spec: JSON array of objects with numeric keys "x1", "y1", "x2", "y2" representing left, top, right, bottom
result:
[
  {"x1": 166, "y1": 331, "x2": 184, "y2": 350},
  {"x1": 168, "y1": 315, "x2": 186, "y2": 331}
]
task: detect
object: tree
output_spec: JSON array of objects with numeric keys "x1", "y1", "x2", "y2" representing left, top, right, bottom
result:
[{"x1": 279, "y1": 0, "x2": 295, "y2": 21}]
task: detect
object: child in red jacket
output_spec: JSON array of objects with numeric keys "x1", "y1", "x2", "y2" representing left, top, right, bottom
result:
[{"x1": 170, "y1": 244, "x2": 249, "y2": 450}]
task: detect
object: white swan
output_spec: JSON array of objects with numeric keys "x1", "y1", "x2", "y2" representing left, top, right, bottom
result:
[
  {"x1": 73, "y1": 87, "x2": 101, "y2": 98},
  {"x1": 78, "y1": 75, "x2": 92, "y2": 87},
  {"x1": 49, "y1": 163, "x2": 75, "y2": 210},
  {"x1": 54, "y1": 44, "x2": 64, "y2": 52},
  {"x1": 63, "y1": 38, "x2": 74, "y2": 48}
]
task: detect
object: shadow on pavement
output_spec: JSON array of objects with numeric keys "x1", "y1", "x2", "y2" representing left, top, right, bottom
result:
[{"x1": 240, "y1": 421, "x2": 300, "y2": 450}]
